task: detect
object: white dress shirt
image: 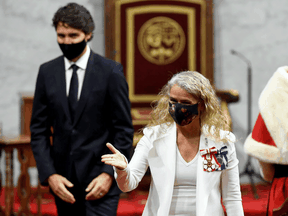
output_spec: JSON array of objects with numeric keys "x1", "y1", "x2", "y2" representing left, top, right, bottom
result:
[{"x1": 64, "y1": 45, "x2": 91, "y2": 100}]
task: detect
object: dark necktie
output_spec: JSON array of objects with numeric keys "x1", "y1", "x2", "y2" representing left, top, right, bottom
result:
[{"x1": 68, "y1": 64, "x2": 79, "y2": 123}]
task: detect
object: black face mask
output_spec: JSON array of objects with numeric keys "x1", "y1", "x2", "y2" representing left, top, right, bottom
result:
[
  {"x1": 58, "y1": 39, "x2": 87, "y2": 60},
  {"x1": 168, "y1": 102, "x2": 199, "y2": 126}
]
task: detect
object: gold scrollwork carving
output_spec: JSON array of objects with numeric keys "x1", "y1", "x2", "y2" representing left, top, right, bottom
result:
[{"x1": 137, "y1": 16, "x2": 186, "y2": 65}]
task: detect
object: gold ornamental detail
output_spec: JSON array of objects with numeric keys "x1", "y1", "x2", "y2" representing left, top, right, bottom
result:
[{"x1": 137, "y1": 16, "x2": 186, "y2": 65}]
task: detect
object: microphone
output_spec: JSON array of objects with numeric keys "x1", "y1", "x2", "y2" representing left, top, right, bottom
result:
[
  {"x1": 231, "y1": 49, "x2": 252, "y2": 68},
  {"x1": 230, "y1": 49, "x2": 252, "y2": 134}
]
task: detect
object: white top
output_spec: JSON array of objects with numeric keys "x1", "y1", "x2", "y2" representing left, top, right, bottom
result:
[
  {"x1": 64, "y1": 45, "x2": 91, "y2": 100},
  {"x1": 169, "y1": 147, "x2": 198, "y2": 215}
]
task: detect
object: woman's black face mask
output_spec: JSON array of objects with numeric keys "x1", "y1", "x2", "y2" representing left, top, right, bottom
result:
[{"x1": 168, "y1": 102, "x2": 199, "y2": 126}]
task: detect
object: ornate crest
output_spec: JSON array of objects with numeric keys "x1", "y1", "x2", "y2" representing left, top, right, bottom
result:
[{"x1": 137, "y1": 16, "x2": 186, "y2": 65}]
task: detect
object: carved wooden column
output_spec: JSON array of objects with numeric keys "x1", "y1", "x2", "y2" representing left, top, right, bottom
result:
[
  {"x1": 5, "y1": 148, "x2": 13, "y2": 216},
  {"x1": 17, "y1": 148, "x2": 32, "y2": 216}
]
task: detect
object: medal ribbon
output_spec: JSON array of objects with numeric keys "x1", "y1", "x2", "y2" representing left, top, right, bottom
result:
[
  {"x1": 200, "y1": 147, "x2": 221, "y2": 168},
  {"x1": 200, "y1": 146, "x2": 217, "y2": 156}
]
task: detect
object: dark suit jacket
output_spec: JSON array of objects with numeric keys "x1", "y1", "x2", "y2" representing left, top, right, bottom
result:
[{"x1": 30, "y1": 51, "x2": 134, "y2": 195}]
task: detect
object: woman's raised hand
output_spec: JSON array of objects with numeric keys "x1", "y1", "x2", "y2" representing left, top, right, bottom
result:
[{"x1": 101, "y1": 143, "x2": 127, "y2": 170}]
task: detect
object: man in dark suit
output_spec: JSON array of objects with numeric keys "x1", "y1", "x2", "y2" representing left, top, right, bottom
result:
[{"x1": 30, "y1": 3, "x2": 134, "y2": 216}]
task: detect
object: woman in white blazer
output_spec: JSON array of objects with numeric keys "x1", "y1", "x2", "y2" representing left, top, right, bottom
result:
[{"x1": 102, "y1": 71, "x2": 244, "y2": 216}]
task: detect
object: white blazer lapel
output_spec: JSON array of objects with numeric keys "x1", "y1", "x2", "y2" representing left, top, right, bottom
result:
[
  {"x1": 148, "y1": 124, "x2": 177, "y2": 215},
  {"x1": 196, "y1": 135, "x2": 222, "y2": 216}
]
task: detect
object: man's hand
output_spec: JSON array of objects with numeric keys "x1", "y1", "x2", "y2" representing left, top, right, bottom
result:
[
  {"x1": 48, "y1": 174, "x2": 75, "y2": 203},
  {"x1": 85, "y1": 173, "x2": 113, "y2": 200},
  {"x1": 258, "y1": 160, "x2": 275, "y2": 182}
]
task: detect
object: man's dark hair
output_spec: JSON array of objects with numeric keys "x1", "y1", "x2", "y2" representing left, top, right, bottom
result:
[{"x1": 52, "y1": 2, "x2": 95, "y2": 41}]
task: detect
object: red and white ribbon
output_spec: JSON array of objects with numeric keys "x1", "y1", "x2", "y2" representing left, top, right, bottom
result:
[{"x1": 200, "y1": 147, "x2": 221, "y2": 172}]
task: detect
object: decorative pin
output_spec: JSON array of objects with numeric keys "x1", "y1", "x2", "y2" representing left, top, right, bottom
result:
[
  {"x1": 216, "y1": 154, "x2": 223, "y2": 165},
  {"x1": 214, "y1": 146, "x2": 228, "y2": 171},
  {"x1": 200, "y1": 142, "x2": 222, "y2": 172}
]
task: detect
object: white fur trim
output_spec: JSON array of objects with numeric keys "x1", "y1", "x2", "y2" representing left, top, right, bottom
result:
[
  {"x1": 259, "y1": 66, "x2": 288, "y2": 153},
  {"x1": 244, "y1": 133, "x2": 288, "y2": 164}
]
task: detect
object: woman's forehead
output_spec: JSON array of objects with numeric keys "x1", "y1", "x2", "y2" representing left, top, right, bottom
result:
[{"x1": 169, "y1": 85, "x2": 198, "y2": 102}]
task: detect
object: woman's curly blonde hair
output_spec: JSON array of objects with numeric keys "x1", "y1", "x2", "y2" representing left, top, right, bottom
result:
[{"x1": 146, "y1": 71, "x2": 231, "y2": 143}]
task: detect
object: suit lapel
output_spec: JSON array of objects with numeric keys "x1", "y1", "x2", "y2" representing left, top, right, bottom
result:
[
  {"x1": 55, "y1": 57, "x2": 71, "y2": 122},
  {"x1": 73, "y1": 52, "x2": 98, "y2": 126},
  {"x1": 196, "y1": 135, "x2": 222, "y2": 216}
]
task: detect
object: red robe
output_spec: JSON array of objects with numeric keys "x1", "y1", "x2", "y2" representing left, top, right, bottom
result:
[{"x1": 244, "y1": 66, "x2": 288, "y2": 215}]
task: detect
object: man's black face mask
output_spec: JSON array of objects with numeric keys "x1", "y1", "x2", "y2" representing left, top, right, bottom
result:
[{"x1": 58, "y1": 39, "x2": 86, "y2": 60}]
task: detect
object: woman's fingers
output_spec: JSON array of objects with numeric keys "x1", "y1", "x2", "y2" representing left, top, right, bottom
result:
[
  {"x1": 106, "y1": 143, "x2": 119, "y2": 154},
  {"x1": 102, "y1": 143, "x2": 127, "y2": 170},
  {"x1": 101, "y1": 154, "x2": 127, "y2": 170},
  {"x1": 101, "y1": 157, "x2": 118, "y2": 167}
]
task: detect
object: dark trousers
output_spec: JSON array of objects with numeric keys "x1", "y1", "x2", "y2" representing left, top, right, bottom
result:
[{"x1": 53, "y1": 164, "x2": 120, "y2": 216}]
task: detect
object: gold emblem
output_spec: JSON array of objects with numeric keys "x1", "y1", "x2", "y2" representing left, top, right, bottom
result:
[{"x1": 137, "y1": 16, "x2": 186, "y2": 65}]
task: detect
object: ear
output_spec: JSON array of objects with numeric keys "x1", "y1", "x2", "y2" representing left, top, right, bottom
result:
[
  {"x1": 85, "y1": 33, "x2": 92, "y2": 42},
  {"x1": 199, "y1": 101, "x2": 205, "y2": 112}
]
